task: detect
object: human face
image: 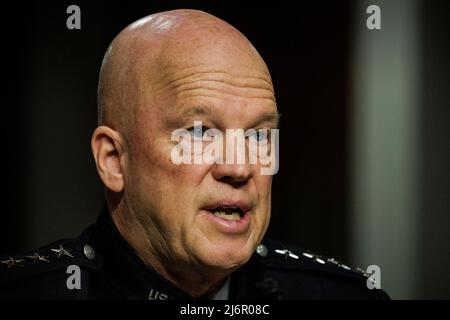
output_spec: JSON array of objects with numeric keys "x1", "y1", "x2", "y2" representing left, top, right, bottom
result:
[{"x1": 124, "y1": 61, "x2": 278, "y2": 274}]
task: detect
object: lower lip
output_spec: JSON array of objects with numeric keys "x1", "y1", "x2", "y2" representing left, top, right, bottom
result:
[{"x1": 201, "y1": 210, "x2": 251, "y2": 234}]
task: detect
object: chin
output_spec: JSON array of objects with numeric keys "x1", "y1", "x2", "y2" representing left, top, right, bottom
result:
[{"x1": 198, "y1": 239, "x2": 254, "y2": 272}]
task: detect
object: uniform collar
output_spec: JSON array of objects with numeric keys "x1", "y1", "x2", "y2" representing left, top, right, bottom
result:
[
  {"x1": 88, "y1": 206, "x2": 195, "y2": 300},
  {"x1": 210, "y1": 277, "x2": 230, "y2": 300}
]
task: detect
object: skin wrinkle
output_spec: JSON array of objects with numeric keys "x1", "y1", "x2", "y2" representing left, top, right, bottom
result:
[
  {"x1": 172, "y1": 81, "x2": 275, "y2": 102},
  {"x1": 161, "y1": 71, "x2": 274, "y2": 92},
  {"x1": 93, "y1": 9, "x2": 278, "y2": 298},
  {"x1": 173, "y1": 81, "x2": 274, "y2": 95},
  {"x1": 175, "y1": 91, "x2": 275, "y2": 105}
]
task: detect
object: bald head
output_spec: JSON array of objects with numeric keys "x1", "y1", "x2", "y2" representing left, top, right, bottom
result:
[{"x1": 97, "y1": 9, "x2": 273, "y2": 134}]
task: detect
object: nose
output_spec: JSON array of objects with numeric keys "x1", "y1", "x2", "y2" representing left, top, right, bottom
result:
[
  {"x1": 210, "y1": 129, "x2": 255, "y2": 187},
  {"x1": 211, "y1": 162, "x2": 255, "y2": 187}
]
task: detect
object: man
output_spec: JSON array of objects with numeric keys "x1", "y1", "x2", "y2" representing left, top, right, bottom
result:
[{"x1": 0, "y1": 9, "x2": 388, "y2": 300}]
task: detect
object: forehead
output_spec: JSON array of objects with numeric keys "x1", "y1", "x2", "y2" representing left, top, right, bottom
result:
[
  {"x1": 157, "y1": 68, "x2": 278, "y2": 128},
  {"x1": 135, "y1": 24, "x2": 277, "y2": 127}
]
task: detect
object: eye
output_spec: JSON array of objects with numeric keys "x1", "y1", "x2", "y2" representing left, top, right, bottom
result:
[
  {"x1": 247, "y1": 129, "x2": 269, "y2": 142},
  {"x1": 186, "y1": 126, "x2": 210, "y2": 139}
]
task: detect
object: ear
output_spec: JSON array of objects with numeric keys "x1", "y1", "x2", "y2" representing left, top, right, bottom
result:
[{"x1": 91, "y1": 126, "x2": 126, "y2": 192}]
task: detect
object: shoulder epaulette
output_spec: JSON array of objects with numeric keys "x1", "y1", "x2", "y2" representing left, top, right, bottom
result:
[
  {"x1": 0, "y1": 239, "x2": 102, "y2": 284},
  {"x1": 253, "y1": 239, "x2": 374, "y2": 284}
]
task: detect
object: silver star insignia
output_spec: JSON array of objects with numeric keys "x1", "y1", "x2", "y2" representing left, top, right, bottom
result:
[
  {"x1": 274, "y1": 249, "x2": 299, "y2": 260},
  {"x1": 327, "y1": 257, "x2": 340, "y2": 265},
  {"x1": 26, "y1": 253, "x2": 50, "y2": 263},
  {"x1": 1, "y1": 257, "x2": 24, "y2": 268},
  {"x1": 51, "y1": 245, "x2": 74, "y2": 258}
]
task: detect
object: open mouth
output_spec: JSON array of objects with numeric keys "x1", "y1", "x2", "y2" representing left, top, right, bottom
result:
[
  {"x1": 209, "y1": 206, "x2": 245, "y2": 221},
  {"x1": 201, "y1": 202, "x2": 252, "y2": 233}
]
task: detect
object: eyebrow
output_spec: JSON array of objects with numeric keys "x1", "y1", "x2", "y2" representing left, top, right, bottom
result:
[
  {"x1": 251, "y1": 111, "x2": 281, "y2": 128},
  {"x1": 166, "y1": 106, "x2": 212, "y2": 128},
  {"x1": 167, "y1": 105, "x2": 280, "y2": 128},
  {"x1": 178, "y1": 106, "x2": 212, "y2": 121}
]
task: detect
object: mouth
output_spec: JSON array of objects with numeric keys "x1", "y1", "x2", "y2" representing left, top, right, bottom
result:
[
  {"x1": 209, "y1": 207, "x2": 245, "y2": 221},
  {"x1": 201, "y1": 201, "x2": 252, "y2": 234}
]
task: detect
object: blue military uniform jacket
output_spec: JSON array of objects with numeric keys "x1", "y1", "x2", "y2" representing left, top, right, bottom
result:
[{"x1": 0, "y1": 207, "x2": 389, "y2": 300}]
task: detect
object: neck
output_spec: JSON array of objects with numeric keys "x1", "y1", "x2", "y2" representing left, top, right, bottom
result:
[{"x1": 108, "y1": 200, "x2": 230, "y2": 298}]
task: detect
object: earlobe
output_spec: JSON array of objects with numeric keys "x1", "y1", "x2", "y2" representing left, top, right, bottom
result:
[{"x1": 91, "y1": 126, "x2": 125, "y2": 192}]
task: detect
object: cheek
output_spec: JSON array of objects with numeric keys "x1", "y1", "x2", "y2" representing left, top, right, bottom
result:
[
  {"x1": 254, "y1": 175, "x2": 272, "y2": 229},
  {"x1": 255, "y1": 175, "x2": 273, "y2": 201},
  {"x1": 134, "y1": 130, "x2": 209, "y2": 183},
  {"x1": 128, "y1": 136, "x2": 212, "y2": 212}
]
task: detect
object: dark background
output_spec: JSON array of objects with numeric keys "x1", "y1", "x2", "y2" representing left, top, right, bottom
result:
[{"x1": 1, "y1": 1, "x2": 449, "y2": 299}]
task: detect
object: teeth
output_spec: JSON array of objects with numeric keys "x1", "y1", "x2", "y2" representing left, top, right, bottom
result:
[{"x1": 214, "y1": 211, "x2": 241, "y2": 220}]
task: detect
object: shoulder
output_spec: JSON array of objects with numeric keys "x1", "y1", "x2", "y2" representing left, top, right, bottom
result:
[
  {"x1": 234, "y1": 239, "x2": 390, "y2": 300},
  {"x1": 0, "y1": 238, "x2": 102, "y2": 299}
]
